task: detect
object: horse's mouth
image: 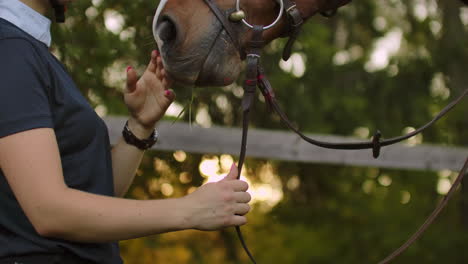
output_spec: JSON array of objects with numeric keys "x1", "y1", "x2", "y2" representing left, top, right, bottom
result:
[
  {"x1": 195, "y1": 29, "x2": 241, "y2": 86},
  {"x1": 155, "y1": 16, "x2": 241, "y2": 87}
]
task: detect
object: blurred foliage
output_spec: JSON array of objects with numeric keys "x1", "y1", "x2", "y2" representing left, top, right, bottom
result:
[{"x1": 51, "y1": 0, "x2": 467, "y2": 263}]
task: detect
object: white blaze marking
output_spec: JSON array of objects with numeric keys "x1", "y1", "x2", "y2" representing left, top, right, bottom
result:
[{"x1": 152, "y1": 0, "x2": 169, "y2": 41}]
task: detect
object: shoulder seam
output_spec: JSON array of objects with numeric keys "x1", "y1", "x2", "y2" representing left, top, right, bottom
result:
[{"x1": 0, "y1": 36, "x2": 53, "y2": 108}]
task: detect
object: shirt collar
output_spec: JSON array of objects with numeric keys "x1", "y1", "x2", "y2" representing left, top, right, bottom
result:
[{"x1": 0, "y1": 0, "x2": 52, "y2": 47}]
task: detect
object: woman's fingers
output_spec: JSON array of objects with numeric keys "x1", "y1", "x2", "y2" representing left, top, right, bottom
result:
[
  {"x1": 147, "y1": 50, "x2": 158, "y2": 73},
  {"x1": 234, "y1": 203, "x2": 251, "y2": 216},
  {"x1": 164, "y1": 89, "x2": 176, "y2": 101},
  {"x1": 156, "y1": 56, "x2": 164, "y2": 80},
  {"x1": 231, "y1": 215, "x2": 247, "y2": 226},
  {"x1": 160, "y1": 69, "x2": 174, "y2": 88},
  {"x1": 234, "y1": 191, "x2": 251, "y2": 203},
  {"x1": 125, "y1": 66, "x2": 138, "y2": 93},
  {"x1": 227, "y1": 180, "x2": 248, "y2": 192}
]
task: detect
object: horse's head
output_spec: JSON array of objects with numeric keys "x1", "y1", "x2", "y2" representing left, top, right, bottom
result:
[{"x1": 153, "y1": 0, "x2": 351, "y2": 86}]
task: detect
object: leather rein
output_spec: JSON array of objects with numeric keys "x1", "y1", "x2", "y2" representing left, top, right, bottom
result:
[{"x1": 199, "y1": 0, "x2": 468, "y2": 263}]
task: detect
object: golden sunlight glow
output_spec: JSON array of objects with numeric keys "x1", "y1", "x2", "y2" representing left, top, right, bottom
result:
[
  {"x1": 173, "y1": 151, "x2": 187, "y2": 163},
  {"x1": 166, "y1": 102, "x2": 184, "y2": 118},
  {"x1": 279, "y1": 52, "x2": 307, "y2": 77},
  {"x1": 287, "y1": 175, "x2": 300, "y2": 191},
  {"x1": 461, "y1": 7, "x2": 468, "y2": 26},
  {"x1": 437, "y1": 169, "x2": 456, "y2": 195},
  {"x1": 199, "y1": 156, "x2": 220, "y2": 178},
  {"x1": 195, "y1": 106, "x2": 212, "y2": 128},
  {"x1": 187, "y1": 187, "x2": 197, "y2": 194},
  {"x1": 403, "y1": 127, "x2": 423, "y2": 146},
  {"x1": 430, "y1": 73, "x2": 450, "y2": 100},
  {"x1": 365, "y1": 28, "x2": 402, "y2": 72},
  {"x1": 148, "y1": 179, "x2": 159, "y2": 194},
  {"x1": 94, "y1": 105, "x2": 108, "y2": 117},
  {"x1": 161, "y1": 183, "x2": 174, "y2": 197},
  {"x1": 400, "y1": 190, "x2": 411, "y2": 204},
  {"x1": 378, "y1": 174, "x2": 392, "y2": 187},
  {"x1": 179, "y1": 172, "x2": 192, "y2": 184},
  {"x1": 437, "y1": 178, "x2": 451, "y2": 195},
  {"x1": 220, "y1": 155, "x2": 234, "y2": 172},
  {"x1": 104, "y1": 10, "x2": 125, "y2": 34},
  {"x1": 136, "y1": 169, "x2": 143, "y2": 177},
  {"x1": 353, "y1": 127, "x2": 370, "y2": 139},
  {"x1": 85, "y1": 7, "x2": 98, "y2": 20},
  {"x1": 199, "y1": 156, "x2": 284, "y2": 212},
  {"x1": 438, "y1": 169, "x2": 452, "y2": 178},
  {"x1": 154, "y1": 158, "x2": 171, "y2": 172},
  {"x1": 362, "y1": 179, "x2": 376, "y2": 194}
]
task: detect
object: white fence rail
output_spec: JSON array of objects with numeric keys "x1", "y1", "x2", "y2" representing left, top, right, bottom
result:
[{"x1": 104, "y1": 116, "x2": 467, "y2": 172}]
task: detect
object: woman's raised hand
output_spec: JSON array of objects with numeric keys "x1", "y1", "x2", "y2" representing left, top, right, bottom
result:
[
  {"x1": 183, "y1": 164, "x2": 252, "y2": 231},
  {"x1": 124, "y1": 50, "x2": 175, "y2": 135}
]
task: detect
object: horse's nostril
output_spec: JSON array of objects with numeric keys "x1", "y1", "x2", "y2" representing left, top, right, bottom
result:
[{"x1": 157, "y1": 19, "x2": 177, "y2": 42}]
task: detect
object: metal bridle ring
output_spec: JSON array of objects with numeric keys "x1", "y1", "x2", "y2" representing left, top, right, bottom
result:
[{"x1": 236, "y1": 0, "x2": 284, "y2": 30}]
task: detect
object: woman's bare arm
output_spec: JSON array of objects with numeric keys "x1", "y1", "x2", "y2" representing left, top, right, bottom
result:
[
  {"x1": 111, "y1": 52, "x2": 175, "y2": 197},
  {"x1": 0, "y1": 128, "x2": 250, "y2": 243},
  {"x1": 111, "y1": 117, "x2": 152, "y2": 197}
]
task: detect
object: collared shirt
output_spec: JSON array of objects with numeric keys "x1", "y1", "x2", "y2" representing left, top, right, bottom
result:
[
  {"x1": 0, "y1": 4, "x2": 122, "y2": 263},
  {"x1": 0, "y1": 0, "x2": 51, "y2": 47}
]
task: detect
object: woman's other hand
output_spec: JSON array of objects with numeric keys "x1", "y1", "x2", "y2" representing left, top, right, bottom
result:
[
  {"x1": 124, "y1": 50, "x2": 175, "y2": 136},
  {"x1": 183, "y1": 164, "x2": 252, "y2": 230}
]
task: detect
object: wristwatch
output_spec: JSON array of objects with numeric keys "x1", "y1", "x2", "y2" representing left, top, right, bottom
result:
[{"x1": 122, "y1": 121, "x2": 158, "y2": 150}]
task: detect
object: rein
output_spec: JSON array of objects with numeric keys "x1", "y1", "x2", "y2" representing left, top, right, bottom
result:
[
  {"x1": 154, "y1": 0, "x2": 468, "y2": 263},
  {"x1": 202, "y1": 1, "x2": 468, "y2": 263}
]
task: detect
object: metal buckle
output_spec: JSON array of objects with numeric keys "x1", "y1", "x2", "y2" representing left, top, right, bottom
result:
[{"x1": 236, "y1": 0, "x2": 285, "y2": 30}]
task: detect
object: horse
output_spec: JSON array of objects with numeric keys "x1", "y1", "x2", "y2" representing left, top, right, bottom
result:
[
  {"x1": 151, "y1": 1, "x2": 468, "y2": 263},
  {"x1": 152, "y1": 0, "x2": 351, "y2": 86}
]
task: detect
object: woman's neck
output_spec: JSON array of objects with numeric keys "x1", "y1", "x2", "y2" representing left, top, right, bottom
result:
[{"x1": 20, "y1": 0, "x2": 50, "y2": 16}]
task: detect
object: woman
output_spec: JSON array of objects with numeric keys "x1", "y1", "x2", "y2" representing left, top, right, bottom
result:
[{"x1": 0, "y1": 0, "x2": 251, "y2": 263}]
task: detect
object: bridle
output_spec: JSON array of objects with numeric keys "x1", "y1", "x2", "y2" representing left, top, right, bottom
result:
[
  {"x1": 153, "y1": 1, "x2": 468, "y2": 263},
  {"x1": 200, "y1": 0, "x2": 305, "y2": 61}
]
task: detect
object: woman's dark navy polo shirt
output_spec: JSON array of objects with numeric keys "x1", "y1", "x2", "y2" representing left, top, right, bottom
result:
[{"x1": 0, "y1": 18, "x2": 123, "y2": 264}]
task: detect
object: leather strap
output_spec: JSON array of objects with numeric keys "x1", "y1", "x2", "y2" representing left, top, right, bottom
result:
[
  {"x1": 256, "y1": 68, "x2": 468, "y2": 263},
  {"x1": 202, "y1": 0, "x2": 245, "y2": 58},
  {"x1": 260, "y1": 83, "x2": 468, "y2": 158},
  {"x1": 378, "y1": 157, "x2": 468, "y2": 264},
  {"x1": 235, "y1": 25, "x2": 265, "y2": 264},
  {"x1": 282, "y1": 0, "x2": 304, "y2": 60},
  {"x1": 201, "y1": 1, "x2": 468, "y2": 263}
]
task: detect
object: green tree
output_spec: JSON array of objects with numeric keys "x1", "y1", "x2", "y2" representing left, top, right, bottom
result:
[{"x1": 52, "y1": 0, "x2": 467, "y2": 263}]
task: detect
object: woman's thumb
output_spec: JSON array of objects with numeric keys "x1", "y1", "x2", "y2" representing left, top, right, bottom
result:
[{"x1": 223, "y1": 164, "x2": 239, "y2": 181}]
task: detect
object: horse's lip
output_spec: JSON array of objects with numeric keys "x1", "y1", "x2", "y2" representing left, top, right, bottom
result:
[
  {"x1": 195, "y1": 29, "x2": 240, "y2": 86},
  {"x1": 194, "y1": 29, "x2": 223, "y2": 86}
]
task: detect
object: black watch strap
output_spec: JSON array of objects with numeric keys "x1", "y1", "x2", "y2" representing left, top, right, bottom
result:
[{"x1": 122, "y1": 121, "x2": 158, "y2": 150}]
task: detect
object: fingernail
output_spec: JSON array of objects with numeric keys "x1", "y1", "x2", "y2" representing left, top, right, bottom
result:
[
  {"x1": 164, "y1": 90, "x2": 171, "y2": 97},
  {"x1": 126, "y1": 66, "x2": 132, "y2": 73},
  {"x1": 154, "y1": 50, "x2": 159, "y2": 56},
  {"x1": 231, "y1": 164, "x2": 236, "y2": 171}
]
